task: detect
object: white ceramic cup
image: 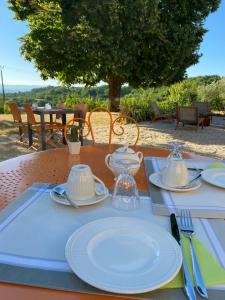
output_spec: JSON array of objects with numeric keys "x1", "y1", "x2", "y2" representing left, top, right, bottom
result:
[
  {"x1": 45, "y1": 103, "x2": 51, "y2": 110},
  {"x1": 32, "y1": 103, "x2": 38, "y2": 109},
  {"x1": 66, "y1": 164, "x2": 107, "y2": 202},
  {"x1": 161, "y1": 160, "x2": 188, "y2": 187}
]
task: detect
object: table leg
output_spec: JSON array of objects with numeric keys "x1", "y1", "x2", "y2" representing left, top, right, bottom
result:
[
  {"x1": 49, "y1": 113, "x2": 54, "y2": 138},
  {"x1": 40, "y1": 113, "x2": 46, "y2": 150},
  {"x1": 19, "y1": 126, "x2": 23, "y2": 142},
  {"x1": 28, "y1": 123, "x2": 33, "y2": 147},
  {"x1": 78, "y1": 116, "x2": 83, "y2": 146},
  {"x1": 62, "y1": 114, "x2": 67, "y2": 144}
]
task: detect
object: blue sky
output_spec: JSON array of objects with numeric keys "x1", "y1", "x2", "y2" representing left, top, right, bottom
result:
[{"x1": 0, "y1": 0, "x2": 225, "y2": 86}]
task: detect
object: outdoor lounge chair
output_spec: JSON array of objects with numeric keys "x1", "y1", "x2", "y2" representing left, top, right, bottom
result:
[
  {"x1": 150, "y1": 101, "x2": 174, "y2": 122},
  {"x1": 176, "y1": 106, "x2": 204, "y2": 130},
  {"x1": 193, "y1": 101, "x2": 211, "y2": 126}
]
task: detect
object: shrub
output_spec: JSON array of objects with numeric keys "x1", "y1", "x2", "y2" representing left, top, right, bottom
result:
[
  {"x1": 0, "y1": 98, "x2": 3, "y2": 113},
  {"x1": 120, "y1": 95, "x2": 149, "y2": 122},
  {"x1": 198, "y1": 78, "x2": 225, "y2": 111},
  {"x1": 66, "y1": 94, "x2": 108, "y2": 111},
  {"x1": 4, "y1": 102, "x2": 11, "y2": 114},
  {"x1": 167, "y1": 80, "x2": 198, "y2": 106}
]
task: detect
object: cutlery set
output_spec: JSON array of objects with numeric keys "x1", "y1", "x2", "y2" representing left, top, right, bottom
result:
[{"x1": 171, "y1": 211, "x2": 208, "y2": 300}]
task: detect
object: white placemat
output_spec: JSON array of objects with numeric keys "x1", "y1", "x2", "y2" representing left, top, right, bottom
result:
[
  {"x1": 145, "y1": 157, "x2": 225, "y2": 219},
  {"x1": 0, "y1": 184, "x2": 224, "y2": 276}
]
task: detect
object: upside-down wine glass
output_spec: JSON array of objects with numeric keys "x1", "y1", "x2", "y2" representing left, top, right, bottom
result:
[
  {"x1": 112, "y1": 164, "x2": 140, "y2": 211},
  {"x1": 161, "y1": 141, "x2": 188, "y2": 187}
]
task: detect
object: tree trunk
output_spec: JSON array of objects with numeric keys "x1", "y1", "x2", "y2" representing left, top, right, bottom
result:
[{"x1": 108, "y1": 77, "x2": 121, "y2": 112}]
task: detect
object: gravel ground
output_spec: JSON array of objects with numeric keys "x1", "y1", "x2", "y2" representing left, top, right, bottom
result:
[{"x1": 0, "y1": 114, "x2": 224, "y2": 162}]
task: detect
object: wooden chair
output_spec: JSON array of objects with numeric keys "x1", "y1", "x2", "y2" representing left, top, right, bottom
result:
[
  {"x1": 63, "y1": 103, "x2": 89, "y2": 131},
  {"x1": 88, "y1": 107, "x2": 140, "y2": 146},
  {"x1": 55, "y1": 102, "x2": 67, "y2": 122},
  {"x1": 176, "y1": 106, "x2": 204, "y2": 131},
  {"x1": 8, "y1": 102, "x2": 28, "y2": 146},
  {"x1": 150, "y1": 101, "x2": 174, "y2": 122},
  {"x1": 193, "y1": 101, "x2": 211, "y2": 126},
  {"x1": 23, "y1": 103, "x2": 65, "y2": 150},
  {"x1": 74, "y1": 103, "x2": 89, "y2": 127}
]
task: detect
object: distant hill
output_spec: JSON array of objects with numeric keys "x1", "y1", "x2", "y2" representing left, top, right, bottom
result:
[
  {"x1": 3, "y1": 85, "x2": 112, "y2": 106},
  {"x1": 4, "y1": 85, "x2": 47, "y2": 93},
  {"x1": 2, "y1": 75, "x2": 222, "y2": 109}
]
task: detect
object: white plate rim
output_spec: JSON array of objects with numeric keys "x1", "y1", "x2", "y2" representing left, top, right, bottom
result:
[
  {"x1": 50, "y1": 183, "x2": 109, "y2": 206},
  {"x1": 65, "y1": 217, "x2": 182, "y2": 294},
  {"x1": 149, "y1": 172, "x2": 201, "y2": 192},
  {"x1": 201, "y1": 168, "x2": 225, "y2": 189}
]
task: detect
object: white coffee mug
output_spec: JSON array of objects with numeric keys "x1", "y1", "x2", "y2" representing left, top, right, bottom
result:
[
  {"x1": 66, "y1": 164, "x2": 107, "y2": 202},
  {"x1": 161, "y1": 160, "x2": 188, "y2": 187}
]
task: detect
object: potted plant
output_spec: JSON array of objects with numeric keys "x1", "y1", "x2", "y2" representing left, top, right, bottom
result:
[{"x1": 67, "y1": 125, "x2": 81, "y2": 155}]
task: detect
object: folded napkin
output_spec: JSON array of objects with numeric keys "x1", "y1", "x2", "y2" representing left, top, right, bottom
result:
[
  {"x1": 163, "y1": 235, "x2": 225, "y2": 289},
  {"x1": 207, "y1": 162, "x2": 225, "y2": 169}
]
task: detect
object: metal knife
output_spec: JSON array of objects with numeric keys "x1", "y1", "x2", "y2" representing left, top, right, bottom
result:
[
  {"x1": 170, "y1": 213, "x2": 197, "y2": 300},
  {"x1": 187, "y1": 168, "x2": 203, "y2": 171}
]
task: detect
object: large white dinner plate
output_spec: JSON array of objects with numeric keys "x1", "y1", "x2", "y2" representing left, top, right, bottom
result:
[
  {"x1": 65, "y1": 217, "x2": 182, "y2": 294},
  {"x1": 50, "y1": 183, "x2": 109, "y2": 206},
  {"x1": 201, "y1": 168, "x2": 225, "y2": 189},
  {"x1": 149, "y1": 172, "x2": 201, "y2": 192}
]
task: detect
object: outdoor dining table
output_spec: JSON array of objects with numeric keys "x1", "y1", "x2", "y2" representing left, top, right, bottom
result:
[
  {"x1": 0, "y1": 145, "x2": 224, "y2": 300},
  {"x1": 29, "y1": 108, "x2": 83, "y2": 150},
  {"x1": 0, "y1": 145, "x2": 178, "y2": 207}
]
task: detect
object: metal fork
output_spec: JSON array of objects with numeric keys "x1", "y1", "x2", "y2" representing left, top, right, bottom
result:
[{"x1": 180, "y1": 210, "x2": 208, "y2": 299}]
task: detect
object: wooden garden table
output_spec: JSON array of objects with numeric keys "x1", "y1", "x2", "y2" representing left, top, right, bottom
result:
[
  {"x1": 0, "y1": 145, "x2": 195, "y2": 300},
  {"x1": 30, "y1": 108, "x2": 83, "y2": 150}
]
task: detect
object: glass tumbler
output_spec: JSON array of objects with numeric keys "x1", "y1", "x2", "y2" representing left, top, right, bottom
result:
[{"x1": 112, "y1": 172, "x2": 140, "y2": 211}]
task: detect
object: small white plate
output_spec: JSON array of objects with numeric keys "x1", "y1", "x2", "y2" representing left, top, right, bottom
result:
[
  {"x1": 149, "y1": 172, "x2": 201, "y2": 192},
  {"x1": 201, "y1": 168, "x2": 225, "y2": 189},
  {"x1": 50, "y1": 183, "x2": 109, "y2": 206},
  {"x1": 65, "y1": 217, "x2": 182, "y2": 294}
]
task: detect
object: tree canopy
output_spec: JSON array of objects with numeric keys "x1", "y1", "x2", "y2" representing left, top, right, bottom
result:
[{"x1": 8, "y1": 0, "x2": 220, "y2": 110}]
